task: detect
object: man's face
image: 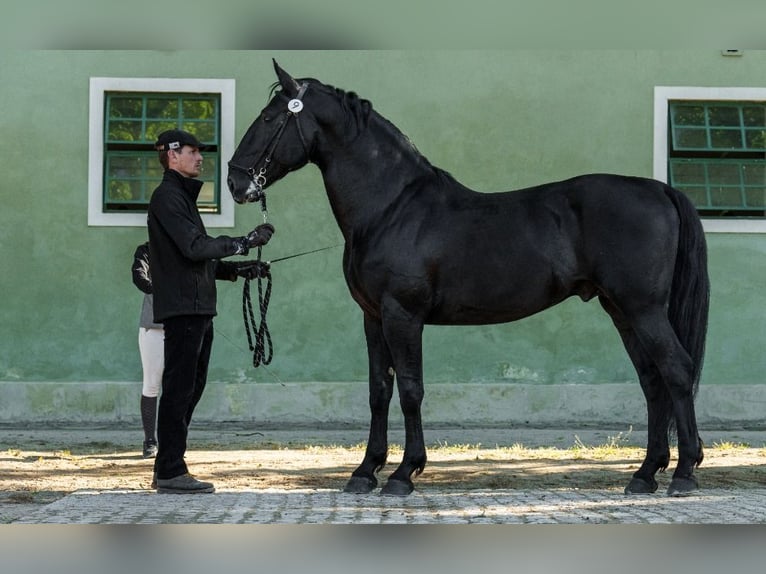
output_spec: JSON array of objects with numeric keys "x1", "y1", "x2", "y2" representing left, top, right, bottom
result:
[{"x1": 169, "y1": 146, "x2": 203, "y2": 178}]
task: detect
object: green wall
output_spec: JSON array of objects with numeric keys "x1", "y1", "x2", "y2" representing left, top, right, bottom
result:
[{"x1": 1, "y1": 50, "x2": 765, "y2": 390}]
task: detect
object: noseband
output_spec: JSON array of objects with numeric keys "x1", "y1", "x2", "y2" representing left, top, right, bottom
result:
[{"x1": 229, "y1": 83, "x2": 311, "y2": 203}]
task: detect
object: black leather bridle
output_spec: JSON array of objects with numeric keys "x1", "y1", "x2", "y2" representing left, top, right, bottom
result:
[{"x1": 228, "y1": 83, "x2": 311, "y2": 203}]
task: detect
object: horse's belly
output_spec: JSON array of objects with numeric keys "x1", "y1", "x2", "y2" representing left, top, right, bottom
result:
[{"x1": 426, "y1": 298, "x2": 559, "y2": 326}]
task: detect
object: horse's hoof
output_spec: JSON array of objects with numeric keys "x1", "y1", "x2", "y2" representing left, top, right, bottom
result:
[
  {"x1": 380, "y1": 479, "x2": 413, "y2": 497},
  {"x1": 667, "y1": 475, "x2": 698, "y2": 497},
  {"x1": 344, "y1": 475, "x2": 377, "y2": 494},
  {"x1": 624, "y1": 477, "x2": 658, "y2": 494}
]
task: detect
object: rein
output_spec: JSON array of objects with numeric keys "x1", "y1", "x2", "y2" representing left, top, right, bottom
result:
[{"x1": 228, "y1": 83, "x2": 310, "y2": 204}]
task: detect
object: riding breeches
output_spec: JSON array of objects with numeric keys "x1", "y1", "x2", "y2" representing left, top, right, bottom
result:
[{"x1": 138, "y1": 327, "x2": 165, "y2": 398}]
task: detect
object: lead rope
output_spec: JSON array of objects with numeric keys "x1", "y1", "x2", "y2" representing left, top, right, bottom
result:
[{"x1": 242, "y1": 195, "x2": 273, "y2": 367}]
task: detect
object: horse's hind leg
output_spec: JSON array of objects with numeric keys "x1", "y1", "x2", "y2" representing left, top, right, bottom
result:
[
  {"x1": 600, "y1": 297, "x2": 672, "y2": 494},
  {"x1": 344, "y1": 314, "x2": 395, "y2": 494},
  {"x1": 620, "y1": 304, "x2": 703, "y2": 496}
]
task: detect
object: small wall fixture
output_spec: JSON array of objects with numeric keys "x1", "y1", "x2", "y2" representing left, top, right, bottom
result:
[{"x1": 721, "y1": 50, "x2": 743, "y2": 57}]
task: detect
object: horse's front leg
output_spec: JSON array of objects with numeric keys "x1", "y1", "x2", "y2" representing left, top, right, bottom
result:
[
  {"x1": 344, "y1": 314, "x2": 395, "y2": 494},
  {"x1": 379, "y1": 300, "x2": 426, "y2": 496}
]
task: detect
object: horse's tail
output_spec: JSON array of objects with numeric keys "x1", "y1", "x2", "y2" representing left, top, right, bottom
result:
[{"x1": 665, "y1": 184, "x2": 710, "y2": 398}]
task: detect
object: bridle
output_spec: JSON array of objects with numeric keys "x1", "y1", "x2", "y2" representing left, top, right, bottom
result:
[{"x1": 228, "y1": 82, "x2": 311, "y2": 204}]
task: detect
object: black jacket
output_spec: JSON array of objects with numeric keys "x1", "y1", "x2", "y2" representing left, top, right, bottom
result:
[
  {"x1": 147, "y1": 170, "x2": 239, "y2": 322},
  {"x1": 131, "y1": 242, "x2": 153, "y2": 295},
  {"x1": 131, "y1": 241, "x2": 163, "y2": 329}
]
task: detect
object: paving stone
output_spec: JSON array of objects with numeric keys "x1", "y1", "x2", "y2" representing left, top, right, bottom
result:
[{"x1": 8, "y1": 487, "x2": 766, "y2": 524}]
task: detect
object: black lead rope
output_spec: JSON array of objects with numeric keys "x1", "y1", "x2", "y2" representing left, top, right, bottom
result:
[
  {"x1": 242, "y1": 245, "x2": 273, "y2": 367},
  {"x1": 242, "y1": 193, "x2": 273, "y2": 368}
]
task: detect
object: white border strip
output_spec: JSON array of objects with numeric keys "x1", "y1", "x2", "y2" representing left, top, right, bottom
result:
[{"x1": 88, "y1": 77, "x2": 236, "y2": 228}]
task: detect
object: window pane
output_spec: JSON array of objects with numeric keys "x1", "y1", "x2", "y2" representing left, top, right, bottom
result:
[
  {"x1": 671, "y1": 161, "x2": 706, "y2": 184},
  {"x1": 680, "y1": 186, "x2": 709, "y2": 208},
  {"x1": 146, "y1": 97, "x2": 178, "y2": 119},
  {"x1": 107, "y1": 155, "x2": 142, "y2": 178},
  {"x1": 198, "y1": 182, "x2": 216, "y2": 205},
  {"x1": 710, "y1": 128, "x2": 743, "y2": 149},
  {"x1": 183, "y1": 98, "x2": 217, "y2": 119},
  {"x1": 674, "y1": 128, "x2": 707, "y2": 148},
  {"x1": 745, "y1": 188, "x2": 766, "y2": 208},
  {"x1": 672, "y1": 105, "x2": 705, "y2": 126},
  {"x1": 744, "y1": 129, "x2": 766, "y2": 150},
  {"x1": 710, "y1": 187, "x2": 742, "y2": 207},
  {"x1": 200, "y1": 156, "x2": 217, "y2": 177},
  {"x1": 108, "y1": 180, "x2": 142, "y2": 202},
  {"x1": 146, "y1": 161, "x2": 164, "y2": 180},
  {"x1": 707, "y1": 163, "x2": 741, "y2": 185},
  {"x1": 707, "y1": 106, "x2": 740, "y2": 127},
  {"x1": 107, "y1": 120, "x2": 142, "y2": 142},
  {"x1": 109, "y1": 97, "x2": 143, "y2": 118},
  {"x1": 742, "y1": 106, "x2": 766, "y2": 127},
  {"x1": 183, "y1": 122, "x2": 216, "y2": 143},
  {"x1": 743, "y1": 164, "x2": 765, "y2": 185}
]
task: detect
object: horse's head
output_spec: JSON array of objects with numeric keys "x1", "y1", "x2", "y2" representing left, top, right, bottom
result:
[{"x1": 227, "y1": 60, "x2": 317, "y2": 204}]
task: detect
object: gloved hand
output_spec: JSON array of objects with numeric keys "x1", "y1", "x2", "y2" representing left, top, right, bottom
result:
[
  {"x1": 246, "y1": 223, "x2": 275, "y2": 248},
  {"x1": 235, "y1": 260, "x2": 270, "y2": 280},
  {"x1": 232, "y1": 223, "x2": 276, "y2": 255}
]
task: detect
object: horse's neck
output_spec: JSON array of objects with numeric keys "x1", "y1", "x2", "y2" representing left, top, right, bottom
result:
[{"x1": 318, "y1": 114, "x2": 432, "y2": 238}]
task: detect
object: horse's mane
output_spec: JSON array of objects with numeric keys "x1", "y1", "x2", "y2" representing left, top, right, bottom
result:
[
  {"x1": 313, "y1": 80, "x2": 461, "y2": 188},
  {"x1": 270, "y1": 78, "x2": 461, "y2": 188}
]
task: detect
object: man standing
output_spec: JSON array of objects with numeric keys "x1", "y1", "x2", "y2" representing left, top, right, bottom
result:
[{"x1": 148, "y1": 129, "x2": 273, "y2": 494}]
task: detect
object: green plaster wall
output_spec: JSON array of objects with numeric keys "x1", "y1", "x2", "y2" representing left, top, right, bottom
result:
[{"x1": 1, "y1": 50, "x2": 765, "y2": 392}]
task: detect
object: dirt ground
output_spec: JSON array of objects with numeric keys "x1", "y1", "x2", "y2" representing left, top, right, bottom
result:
[{"x1": 1, "y1": 426, "x2": 764, "y2": 522}]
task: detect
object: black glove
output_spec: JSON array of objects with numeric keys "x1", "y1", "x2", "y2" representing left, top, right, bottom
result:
[
  {"x1": 246, "y1": 223, "x2": 275, "y2": 248},
  {"x1": 232, "y1": 223, "x2": 276, "y2": 255},
  {"x1": 235, "y1": 260, "x2": 270, "y2": 280}
]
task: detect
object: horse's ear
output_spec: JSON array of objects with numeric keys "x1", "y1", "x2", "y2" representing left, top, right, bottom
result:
[{"x1": 273, "y1": 59, "x2": 300, "y2": 97}]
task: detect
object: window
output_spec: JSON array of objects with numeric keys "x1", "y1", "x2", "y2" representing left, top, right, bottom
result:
[
  {"x1": 89, "y1": 78, "x2": 236, "y2": 227},
  {"x1": 655, "y1": 87, "x2": 766, "y2": 233}
]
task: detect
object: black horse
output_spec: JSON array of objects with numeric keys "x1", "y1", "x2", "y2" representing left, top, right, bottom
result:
[{"x1": 228, "y1": 60, "x2": 710, "y2": 497}]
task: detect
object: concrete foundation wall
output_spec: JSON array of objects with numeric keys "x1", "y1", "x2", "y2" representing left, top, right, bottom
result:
[{"x1": 1, "y1": 381, "x2": 763, "y2": 430}]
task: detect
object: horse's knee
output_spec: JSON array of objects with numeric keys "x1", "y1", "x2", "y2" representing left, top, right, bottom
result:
[
  {"x1": 369, "y1": 391, "x2": 393, "y2": 412},
  {"x1": 369, "y1": 380, "x2": 394, "y2": 410},
  {"x1": 397, "y1": 383, "x2": 423, "y2": 412}
]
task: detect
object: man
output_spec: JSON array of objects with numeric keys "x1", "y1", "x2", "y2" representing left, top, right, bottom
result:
[{"x1": 148, "y1": 129, "x2": 272, "y2": 494}]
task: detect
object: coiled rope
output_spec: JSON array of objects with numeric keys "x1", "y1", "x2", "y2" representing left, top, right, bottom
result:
[{"x1": 242, "y1": 245, "x2": 273, "y2": 368}]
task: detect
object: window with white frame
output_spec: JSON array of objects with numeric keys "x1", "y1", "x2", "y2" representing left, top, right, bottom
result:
[
  {"x1": 654, "y1": 87, "x2": 766, "y2": 233},
  {"x1": 88, "y1": 78, "x2": 236, "y2": 227}
]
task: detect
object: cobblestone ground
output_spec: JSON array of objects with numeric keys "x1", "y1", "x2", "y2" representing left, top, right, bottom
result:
[{"x1": 12, "y1": 486, "x2": 766, "y2": 524}]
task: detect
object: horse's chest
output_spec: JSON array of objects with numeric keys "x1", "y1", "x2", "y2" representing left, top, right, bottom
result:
[{"x1": 343, "y1": 251, "x2": 425, "y2": 318}]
